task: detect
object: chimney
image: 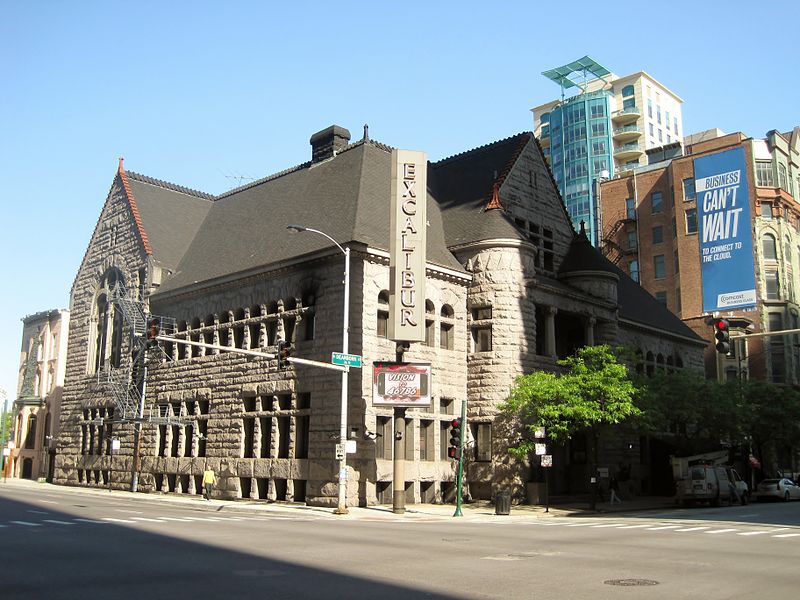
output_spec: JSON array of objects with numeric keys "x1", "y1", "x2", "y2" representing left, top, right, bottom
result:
[{"x1": 310, "y1": 125, "x2": 351, "y2": 163}]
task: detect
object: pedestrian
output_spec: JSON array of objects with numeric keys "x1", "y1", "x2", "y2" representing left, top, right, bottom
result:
[
  {"x1": 609, "y1": 474, "x2": 622, "y2": 505},
  {"x1": 202, "y1": 467, "x2": 216, "y2": 501}
]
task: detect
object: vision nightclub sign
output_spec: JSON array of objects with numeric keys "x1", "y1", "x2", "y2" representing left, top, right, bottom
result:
[{"x1": 695, "y1": 146, "x2": 757, "y2": 313}]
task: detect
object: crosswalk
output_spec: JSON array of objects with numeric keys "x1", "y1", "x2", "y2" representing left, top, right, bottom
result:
[
  {"x1": 0, "y1": 513, "x2": 309, "y2": 530},
  {"x1": 501, "y1": 518, "x2": 800, "y2": 540}
]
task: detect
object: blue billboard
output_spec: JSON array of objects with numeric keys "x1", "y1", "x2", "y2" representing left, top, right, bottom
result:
[{"x1": 695, "y1": 147, "x2": 757, "y2": 313}]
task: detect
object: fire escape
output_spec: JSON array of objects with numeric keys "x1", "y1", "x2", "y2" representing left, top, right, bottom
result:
[
  {"x1": 601, "y1": 210, "x2": 638, "y2": 267},
  {"x1": 97, "y1": 283, "x2": 183, "y2": 424}
]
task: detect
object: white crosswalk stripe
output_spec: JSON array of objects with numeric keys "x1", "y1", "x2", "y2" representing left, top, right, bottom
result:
[
  {"x1": 11, "y1": 521, "x2": 41, "y2": 527},
  {"x1": 675, "y1": 527, "x2": 710, "y2": 532},
  {"x1": 647, "y1": 525, "x2": 680, "y2": 530},
  {"x1": 130, "y1": 517, "x2": 166, "y2": 522},
  {"x1": 773, "y1": 533, "x2": 800, "y2": 538},
  {"x1": 42, "y1": 520, "x2": 75, "y2": 525},
  {"x1": 705, "y1": 529, "x2": 739, "y2": 534}
]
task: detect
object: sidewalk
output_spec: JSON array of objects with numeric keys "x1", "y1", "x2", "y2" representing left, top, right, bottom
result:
[{"x1": 0, "y1": 478, "x2": 675, "y2": 521}]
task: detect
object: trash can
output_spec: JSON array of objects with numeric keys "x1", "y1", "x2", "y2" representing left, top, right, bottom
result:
[{"x1": 495, "y1": 491, "x2": 511, "y2": 515}]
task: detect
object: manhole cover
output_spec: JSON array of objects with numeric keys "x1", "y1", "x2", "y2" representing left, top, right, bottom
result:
[{"x1": 604, "y1": 579, "x2": 659, "y2": 587}]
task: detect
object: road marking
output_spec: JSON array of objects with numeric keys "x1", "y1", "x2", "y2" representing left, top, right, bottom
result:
[
  {"x1": 43, "y1": 520, "x2": 75, "y2": 526},
  {"x1": 616, "y1": 524, "x2": 651, "y2": 529},
  {"x1": 75, "y1": 518, "x2": 106, "y2": 524},
  {"x1": 39, "y1": 500, "x2": 57, "y2": 504},
  {"x1": 130, "y1": 517, "x2": 166, "y2": 523},
  {"x1": 188, "y1": 517, "x2": 222, "y2": 522},
  {"x1": 647, "y1": 525, "x2": 680, "y2": 530},
  {"x1": 738, "y1": 528, "x2": 787, "y2": 536},
  {"x1": 115, "y1": 509, "x2": 143, "y2": 514},
  {"x1": 590, "y1": 523, "x2": 622, "y2": 528},
  {"x1": 27, "y1": 510, "x2": 49, "y2": 514},
  {"x1": 773, "y1": 533, "x2": 800, "y2": 538},
  {"x1": 10, "y1": 521, "x2": 41, "y2": 527},
  {"x1": 705, "y1": 529, "x2": 739, "y2": 534},
  {"x1": 159, "y1": 517, "x2": 194, "y2": 522},
  {"x1": 0, "y1": 524, "x2": 6, "y2": 528},
  {"x1": 101, "y1": 517, "x2": 135, "y2": 523},
  {"x1": 675, "y1": 527, "x2": 710, "y2": 532},
  {"x1": 566, "y1": 522, "x2": 601, "y2": 527}
]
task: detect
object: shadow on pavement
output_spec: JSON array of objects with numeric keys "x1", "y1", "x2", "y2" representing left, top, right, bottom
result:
[{"x1": 0, "y1": 494, "x2": 457, "y2": 600}]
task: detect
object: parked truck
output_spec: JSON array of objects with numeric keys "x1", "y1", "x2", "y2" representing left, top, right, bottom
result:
[{"x1": 671, "y1": 451, "x2": 749, "y2": 506}]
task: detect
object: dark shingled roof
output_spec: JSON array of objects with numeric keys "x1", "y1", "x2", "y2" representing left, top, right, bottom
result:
[
  {"x1": 429, "y1": 133, "x2": 531, "y2": 246},
  {"x1": 126, "y1": 172, "x2": 215, "y2": 274},
  {"x1": 154, "y1": 141, "x2": 464, "y2": 296},
  {"x1": 558, "y1": 224, "x2": 618, "y2": 276}
]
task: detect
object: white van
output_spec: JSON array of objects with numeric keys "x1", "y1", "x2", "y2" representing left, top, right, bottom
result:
[{"x1": 676, "y1": 465, "x2": 733, "y2": 507}]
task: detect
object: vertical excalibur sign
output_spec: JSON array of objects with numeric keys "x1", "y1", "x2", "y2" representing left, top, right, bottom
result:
[
  {"x1": 695, "y1": 147, "x2": 757, "y2": 312},
  {"x1": 388, "y1": 149, "x2": 427, "y2": 341}
]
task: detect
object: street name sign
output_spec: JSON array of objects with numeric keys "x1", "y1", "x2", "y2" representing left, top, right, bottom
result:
[{"x1": 332, "y1": 352, "x2": 362, "y2": 368}]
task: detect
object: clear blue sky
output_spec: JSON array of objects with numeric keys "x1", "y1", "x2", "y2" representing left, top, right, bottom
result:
[{"x1": 1, "y1": 1, "x2": 797, "y2": 401}]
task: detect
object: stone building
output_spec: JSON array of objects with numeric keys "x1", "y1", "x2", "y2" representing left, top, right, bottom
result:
[
  {"x1": 10, "y1": 309, "x2": 69, "y2": 481},
  {"x1": 54, "y1": 125, "x2": 704, "y2": 505},
  {"x1": 600, "y1": 127, "x2": 800, "y2": 382}
]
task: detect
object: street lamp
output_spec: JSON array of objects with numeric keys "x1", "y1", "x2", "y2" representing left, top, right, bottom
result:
[{"x1": 287, "y1": 224, "x2": 351, "y2": 514}]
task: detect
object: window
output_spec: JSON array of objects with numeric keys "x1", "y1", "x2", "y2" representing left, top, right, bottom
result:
[
  {"x1": 377, "y1": 291, "x2": 389, "y2": 337},
  {"x1": 651, "y1": 191, "x2": 663, "y2": 214},
  {"x1": 424, "y1": 300, "x2": 435, "y2": 346},
  {"x1": 419, "y1": 420, "x2": 434, "y2": 461},
  {"x1": 655, "y1": 291, "x2": 667, "y2": 306},
  {"x1": 666, "y1": 111, "x2": 671, "y2": 130},
  {"x1": 470, "y1": 307, "x2": 492, "y2": 353},
  {"x1": 439, "y1": 305, "x2": 454, "y2": 350},
  {"x1": 590, "y1": 104, "x2": 605, "y2": 118},
  {"x1": 627, "y1": 231, "x2": 638, "y2": 249},
  {"x1": 756, "y1": 161, "x2": 774, "y2": 186},
  {"x1": 626, "y1": 198, "x2": 636, "y2": 219},
  {"x1": 592, "y1": 140, "x2": 606, "y2": 155},
  {"x1": 647, "y1": 98, "x2": 653, "y2": 118},
  {"x1": 591, "y1": 122, "x2": 606, "y2": 137},
  {"x1": 686, "y1": 208, "x2": 698, "y2": 234},
  {"x1": 649, "y1": 123, "x2": 654, "y2": 137},
  {"x1": 778, "y1": 163, "x2": 788, "y2": 190},
  {"x1": 90, "y1": 268, "x2": 125, "y2": 373},
  {"x1": 674, "y1": 249, "x2": 680, "y2": 274},
  {"x1": 762, "y1": 234, "x2": 777, "y2": 260},
  {"x1": 765, "y1": 272, "x2": 780, "y2": 300},
  {"x1": 653, "y1": 255, "x2": 666, "y2": 279},
  {"x1": 673, "y1": 117, "x2": 679, "y2": 135},
  {"x1": 656, "y1": 105, "x2": 662, "y2": 124},
  {"x1": 652, "y1": 226, "x2": 664, "y2": 244},
  {"x1": 761, "y1": 202, "x2": 773, "y2": 220},
  {"x1": 682, "y1": 178, "x2": 695, "y2": 201},
  {"x1": 375, "y1": 417, "x2": 392, "y2": 459},
  {"x1": 473, "y1": 422, "x2": 492, "y2": 462},
  {"x1": 630, "y1": 260, "x2": 640, "y2": 282},
  {"x1": 623, "y1": 97, "x2": 635, "y2": 109},
  {"x1": 658, "y1": 129, "x2": 663, "y2": 143}
]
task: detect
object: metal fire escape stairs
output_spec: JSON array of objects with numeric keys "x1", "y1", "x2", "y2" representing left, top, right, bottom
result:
[{"x1": 98, "y1": 283, "x2": 188, "y2": 425}]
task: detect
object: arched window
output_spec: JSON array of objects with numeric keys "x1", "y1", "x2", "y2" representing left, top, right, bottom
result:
[
  {"x1": 191, "y1": 317, "x2": 202, "y2": 357},
  {"x1": 90, "y1": 268, "x2": 125, "y2": 373},
  {"x1": 283, "y1": 298, "x2": 298, "y2": 343},
  {"x1": 377, "y1": 291, "x2": 389, "y2": 338},
  {"x1": 233, "y1": 308, "x2": 246, "y2": 348},
  {"x1": 645, "y1": 351, "x2": 655, "y2": 377},
  {"x1": 249, "y1": 305, "x2": 262, "y2": 349},
  {"x1": 762, "y1": 233, "x2": 777, "y2": 260},
  {"x1": 621, "y1": 85, "x2": 635, "y2": 97},
  {"x1": 267, "y1": 302, "x2": 280, "y2": 346},
  {"x1": 440, "y1": 305, "x2": 455, "y2": 350}
]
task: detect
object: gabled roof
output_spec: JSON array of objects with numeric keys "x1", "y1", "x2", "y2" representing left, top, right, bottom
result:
[
  {"x1": 429, "y1": 133, "x2": 533, "y2": 247},
  {"x1": 154, "y1": 141, "x2": 465, "y2": 296},
  {"x1": 124, "y1": 170, "x2": 214, "y2": 274}
]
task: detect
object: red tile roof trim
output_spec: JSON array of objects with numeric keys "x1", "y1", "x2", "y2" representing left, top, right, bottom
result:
[
  {"x1": 485, "y1": 182, "x2": 503, "y2": 210},
  {"x1": 118, "y1": 157, "x2": 153, "y2": 256}
]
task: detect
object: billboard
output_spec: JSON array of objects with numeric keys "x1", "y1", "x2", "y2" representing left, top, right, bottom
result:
[
  {"x1": 388, "y1": 149, "x2": 427, "y2": 342},
  {"x1": 372, "y1": 362, "x2": 431, "y2": 407},
  {"x1": 694, "y1": 147, "x2": 757, "y2": 312}
]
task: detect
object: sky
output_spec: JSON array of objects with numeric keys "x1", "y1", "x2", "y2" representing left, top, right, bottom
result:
[{"x1": 1, "y1": 0, "x2": 797, "y2": 403}]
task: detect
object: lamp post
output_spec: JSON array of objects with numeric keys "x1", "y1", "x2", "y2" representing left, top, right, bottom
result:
[{"x1": 287, "y1": 224, "x2": 351, "y2": 514}]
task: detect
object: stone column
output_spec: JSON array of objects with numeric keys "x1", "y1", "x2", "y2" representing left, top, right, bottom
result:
[
  {"x1": 212, "y1": 315, "x2": 220, "y2": 355},
  {"x1": 585, "y1": 316, "x2": 596, "y2": 347},
  {"x1": 545, "y1": 306, "x2": 558, "y2": 358}
]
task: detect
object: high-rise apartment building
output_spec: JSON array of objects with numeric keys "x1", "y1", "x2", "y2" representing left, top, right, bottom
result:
[
  {"x1": 600, "y1": 127, "x2": 800, "y2": 382},
  {"x1": 532, "y1": 56, "x2": 683, "y2": 245}
]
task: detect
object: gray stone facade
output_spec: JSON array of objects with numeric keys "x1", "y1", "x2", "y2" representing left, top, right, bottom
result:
[{"x1": 54, "y1": 127, "x2": 705, "y2": 506}]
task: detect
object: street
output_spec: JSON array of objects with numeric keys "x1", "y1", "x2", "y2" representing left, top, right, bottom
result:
[{"x1": 1, "y1": 482, "x2": 799, "y2": 599}]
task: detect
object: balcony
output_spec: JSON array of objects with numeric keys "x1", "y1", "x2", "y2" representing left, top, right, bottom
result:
[
  {"x1": 611, "y1": 106, "x2": 641, "y2": 124},
  {"x1": 612, "y1": 124, "x2": 642, "y2": 142},
  {"x1": 538, "y1": 133, "x2": 550, "y2": 148},
  {"x1": 613, "y1": 142, "x2": 644, "y2": 161}
]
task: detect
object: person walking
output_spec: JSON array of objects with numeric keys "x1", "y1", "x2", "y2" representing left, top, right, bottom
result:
[
  {"x1": 609, "y1": 474, "x2": 622, "y2": 505},
  {"x1": 202, "y1": 467, "x2": 216, "y2": 501}
]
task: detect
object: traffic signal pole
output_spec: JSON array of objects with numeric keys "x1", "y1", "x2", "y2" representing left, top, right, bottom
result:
[{"x1": 453, "y1": 399, "x2": 467, "y2": 517}]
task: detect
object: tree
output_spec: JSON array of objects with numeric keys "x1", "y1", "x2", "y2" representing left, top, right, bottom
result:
[{"x1": 501, "y1": 345, "x2": 640, "y2": 463}]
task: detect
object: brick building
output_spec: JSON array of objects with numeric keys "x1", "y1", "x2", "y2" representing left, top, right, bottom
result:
[
  {"x1": 600, "y1": 127, "x2": 800, "y2": 382},
  {"x1": 54, "y1": 125, "x2": 704, "y2": 505}
]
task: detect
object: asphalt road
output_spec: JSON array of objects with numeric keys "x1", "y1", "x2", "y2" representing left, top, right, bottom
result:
[{"x1": 1, "y1": 483, "x2": 799, "y2": 600}]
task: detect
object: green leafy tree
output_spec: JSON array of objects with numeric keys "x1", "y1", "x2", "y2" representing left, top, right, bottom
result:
[{"x1": 501, "y1": 345, "x2": 640, "y2": 463}]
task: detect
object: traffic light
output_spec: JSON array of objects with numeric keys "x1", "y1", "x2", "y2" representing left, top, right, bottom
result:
[
  {"x1": 713, "y1": 318, "x2": 730, "y2": 354},
  {"x1": 277, "y1": 339, "x2": 293, "y2": 369},
  {"x1": 448, "y1": 418, "x2": 462, "y2": 460},
  {"x1": 146, "y1": 318, "x2": 160, "y2": 348}
]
